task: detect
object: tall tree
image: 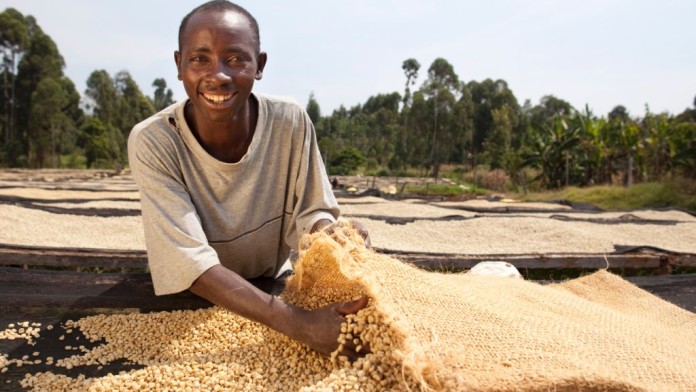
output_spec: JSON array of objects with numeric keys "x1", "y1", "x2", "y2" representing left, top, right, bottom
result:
[
  {"x1": 529, "y1": 95, "x2": 574, "y2": 130},
  {"x1": 0, "y1": 8, "x2": 29, "y2": 144},
  {"x1": 79, "y1": 117, "x2": 123, "y2": 169},
  {"x1": 401, "y1": 58, "x2": 420, "y2": 109},
  {"x1": 151, "y1": 78, "x2": 174, "y2": 111},
  {"x1": 421, "y1": 58, "x2": 460, "y2": 178},
  {"x1": 58, "y1": 77, "x2": 84, "y2": 155},
  {"x1": 85, "y1": 70, "x2": 119, "y2": 126},
  {"x1": 114, "y1": 70, "x2": 154, "y2": 137},
  {"x1": 27, "y1": 77, "x2": 70, "y2": 167},
  {"x1": 486, "y1": 106, "x2": 514, "y2": 169},
  {"x1": 387, "y1": 58, "x2": 421, "y2": 173},
  {"x1": 12, "y1": 15, "x2": 65, "y2": 166},
  {"x1": 467, "y1": 79, "x2": 520, "y2": 162},
  {"x1": 306, "y1": 91, "x2": 321, "y2": 124}
]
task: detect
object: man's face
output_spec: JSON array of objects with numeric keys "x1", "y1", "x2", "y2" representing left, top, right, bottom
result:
[{"x1": 175, "y1": 10, "x2": 266, "y2": 125}]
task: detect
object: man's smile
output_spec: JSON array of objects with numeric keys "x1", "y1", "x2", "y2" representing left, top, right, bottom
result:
[{"x1": 201, "y1": 92, "x2": 233, "y2": 104}]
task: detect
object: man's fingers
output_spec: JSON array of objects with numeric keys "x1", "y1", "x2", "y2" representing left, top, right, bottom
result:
[
  {"x1": 337, "y1": 296, "x2": 369, "y2": 316},
  {"x1": 349, "y1": 221, "x2": 371, "y2": 247},
  {"x1": 338, "y1": 336, "x2": 371, "y2": 361}
]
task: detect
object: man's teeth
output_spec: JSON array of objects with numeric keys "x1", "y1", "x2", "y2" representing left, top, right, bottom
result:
[{"x1": 203, "y1": 94, "x2": 231, "y2": 103}]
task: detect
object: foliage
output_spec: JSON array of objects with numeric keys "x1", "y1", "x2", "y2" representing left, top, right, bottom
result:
[
  {"x1": 0, "y1": 8, "x2": 30, "y2": 145},
  {"x1": 306, "y1": 91, "x2": 320, "y2": 124},
  {"x1": 522, "y1": 118, "x2": 582, "y2": 189},
  {"x1": 523, "y1": 179, "x2": 696, "y2": 212},
  {"x1": 0, "y1": 7, "x2": 170, "y2": 168},
  {"x1": 151, "y1": 78, "x2": 174, "y2": 111},
  {"x1": 403, "y1": 182, "x2": 482, "y2": 197},
  {"x1": 28, "y1": 77, "x2": 72, "y2": 167},
  {"x1": 78, "y1": 117, "x2": 123, "y2": 169},
  {"x1": 1, "y1": 5, "x2": 695, "y2": 202},
  {"x1": 328, "y1": 147, "x2": 365, "y2": 175}
]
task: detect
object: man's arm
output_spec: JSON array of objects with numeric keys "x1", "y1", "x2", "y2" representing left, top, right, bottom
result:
[
  {"x1": 190, "y1": 264, "x2": 367, "y2": 360},
  {"x1": 191, "y1": 218, "x2": 371, "y2": 359}
]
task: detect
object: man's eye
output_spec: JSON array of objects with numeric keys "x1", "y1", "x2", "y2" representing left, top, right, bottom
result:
[
  {"x1": 228, "y1": 56, "x2": 243, "y2": 63},
  {"x1": 190, "y1": 56, "x2": 206, "y2": 62}
]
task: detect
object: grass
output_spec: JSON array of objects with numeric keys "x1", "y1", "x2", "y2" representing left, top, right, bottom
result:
[
  {"x1": 403, "y1": 183, "x2": 485, "y2": 198},
  {"x1": 520, "y1": 178, "x2": 696, "y2": 212}
]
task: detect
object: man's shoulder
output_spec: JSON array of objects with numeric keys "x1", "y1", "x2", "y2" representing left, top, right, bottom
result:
[
  {"x1": 256, "y1": 92, "x2": 301, "y2": 106},
  {"x1": 255, "y1": 92, "x2": 305, "y2": 115},
  {"x1": 129, "y1": 101, "x2": 185, "y2": 146}
]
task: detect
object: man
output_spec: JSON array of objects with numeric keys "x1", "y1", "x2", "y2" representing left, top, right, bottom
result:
[{"x1": 128, "y1": 0, "x2": 367, "y2": 360}]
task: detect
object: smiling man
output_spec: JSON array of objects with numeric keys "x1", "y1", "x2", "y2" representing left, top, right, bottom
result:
[{"x1": 128, "y1": 0, "x2": 367, "y2": 359}]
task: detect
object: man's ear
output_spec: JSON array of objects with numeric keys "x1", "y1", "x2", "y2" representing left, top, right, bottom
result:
[
  {"x1": 255, "y1": 51, "x2": 268, "y2": 80},
  {"x1": 174, "y1": 51, "x2": 183, "y2": 81}
]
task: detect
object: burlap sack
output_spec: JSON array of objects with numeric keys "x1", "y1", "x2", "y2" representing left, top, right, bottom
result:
[
  {"x1": 18, "y1": 222, "x2": 696, "y2": 391},
  {"x1": 285, "y1": 222, "x2": 696, "y2": 391}
]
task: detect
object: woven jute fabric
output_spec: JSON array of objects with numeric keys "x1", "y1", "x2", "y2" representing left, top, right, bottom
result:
[
  {"x1": 16, "y1": 223, "x2": 696, "y2": 391},
  {"x1": 286, "y1": 222, "x2": 696, "y2": 391}
]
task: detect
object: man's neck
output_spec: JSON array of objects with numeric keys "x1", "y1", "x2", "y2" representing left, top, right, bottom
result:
[{"x1": 185, "y1": 96, "x2": 258, "y2": 163}]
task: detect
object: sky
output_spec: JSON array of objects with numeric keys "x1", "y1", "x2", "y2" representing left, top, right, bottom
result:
[{"x1": 3, "y1": 0, "x2": 695, "y2": 117}]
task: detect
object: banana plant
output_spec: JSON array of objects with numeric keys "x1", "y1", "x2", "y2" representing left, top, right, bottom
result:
[{"x1": 523, "y1": 117, "x2": 582, "y2": 188}]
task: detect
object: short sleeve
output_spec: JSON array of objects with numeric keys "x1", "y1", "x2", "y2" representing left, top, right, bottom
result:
[
  {"x1": 285, "y1": 109, "x2": 340, "y2": 246},
  {"x1": 128, "y1": 122, "x2": 220, "y2": 295}
]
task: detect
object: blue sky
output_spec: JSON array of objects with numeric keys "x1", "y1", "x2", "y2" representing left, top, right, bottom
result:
[{"x1": 4, "y1": 0, "x2": 695, "y2": 117}]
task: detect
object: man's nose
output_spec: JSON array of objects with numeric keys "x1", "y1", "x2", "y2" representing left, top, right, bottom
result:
[{"x1": 208, "y1": 60, "x2": 232, "y2": 82}]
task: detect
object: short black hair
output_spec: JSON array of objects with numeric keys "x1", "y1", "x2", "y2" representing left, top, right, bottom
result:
[{"x1": 178, "y1": 0, "x2": 260, "y2": 53}]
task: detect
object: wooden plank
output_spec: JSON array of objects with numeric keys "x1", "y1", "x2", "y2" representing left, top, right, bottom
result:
[
  {"x1": 1, "y1": 243, "x2": 694, "y2": 272},
  {"x1": 670, "y1": 253, "x2": 696, "y2": 267},
  {"x1": 1, "y1": 266, "x2": 693, "y2": 314},
  {"x1": 380, "y1": 250, "x2": 664, "y2": 270},
  {"x1": 0, "y1": 267, "x2": 284, "y2": 310},
  {"x1": 0, "y1": 243, "x2": 147, "y2": 269}
]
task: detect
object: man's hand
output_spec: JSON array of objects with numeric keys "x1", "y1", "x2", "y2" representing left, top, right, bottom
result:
[
  {"x1": 190, "y1": 267, "x2": 371, "y2": 360},
  {"x1": 311, "y1": 219, "x2": 371, "y2": 248},
  {"x1": 292, "y1": 296, "x2": 371, "y2": 361}
]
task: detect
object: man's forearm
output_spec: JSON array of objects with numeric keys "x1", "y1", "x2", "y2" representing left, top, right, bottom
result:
[{"x1": 189, "y1": 265, "x2": 301, "y2": 339}]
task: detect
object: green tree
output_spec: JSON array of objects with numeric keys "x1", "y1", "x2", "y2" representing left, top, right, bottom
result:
[
  {"x1": 529, "y1": 95, "x2": 574, "y2": 130},
  {"x1": 670, "y1": 121, "x2": 696, "y2": 179},
  {"x1": 401, "y1": 58, "x2": 420, "y2": 109},
  {"x1": 572, "y1": 106, "x2": 609, "y2": 185},
  {"x1": 15, "y1": 17, "x2": 64, "y2": 135},
  {"x1": 114, "y1": 70, "x2": 155, "y2": 138},
  {"x1": 0, "y1": 8, "x2": 29, "y2": 144},
  {"x1": 466, "y1": 79, "x2": 520, "y2": 173},
  {"x1": 151, "y1": 78, "x2": 174, "y2": 111},
  {"x1": 27, "y1": 77, "x2": 70, "y2": 167},
  {"x1": 79, "y1": 117, "x2": 123, "y2": 169},
  {"x1": 8, "y1": 14, "x2": 67, "y2": 166},
  {"x1": 85, "y1": 70, "x2": 119, "y2": 126},
  {"x1": 421, "y1": 58, "x2": 460, "y2": 178},
  {"x1": 306, "y1": 91, "x2": 321, "y2": 124},
  {"x1": 641, "y1": 107, "x2": 672, "y2": 181},
  {"x1": 605, "y1": 105, "x2": 639, "y2": 186},
  {"x1": 328, "y1": 147, "x2": 365, "y2": 175},
  {"x1": 523, "y1": 118, "x2": 582, "y2": 189},
  {"x1": 387, "y1": 58, "x2": 420, "y2": 173},
  {"x1": 58, "y1": 77, "x2": 84, "y2": 155},
  {"x1": 486, "y1": 106, "x2": 514, "y2": 169},
  {"x1": 404, "y1": 91, "x2": 433, "y2": 172},
  {"x1": 362, "y1": 92, "x2": 401, "y2": 169}
]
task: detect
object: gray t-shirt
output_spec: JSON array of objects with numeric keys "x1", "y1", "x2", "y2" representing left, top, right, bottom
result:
[{"x1": 128, "y1": 93, "x2": 339, "y2": 295}]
